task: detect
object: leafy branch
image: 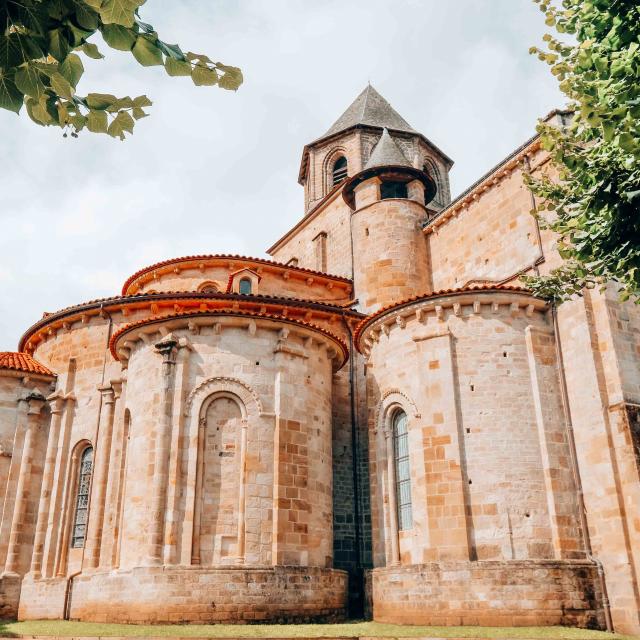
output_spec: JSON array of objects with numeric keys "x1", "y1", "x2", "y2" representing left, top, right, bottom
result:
[
  {"x1": 0, "y1": 0, "x2": 243, "y2": 139},
  {"x1": 524, "y1": 0, "x2": 640, "y2": 302}
]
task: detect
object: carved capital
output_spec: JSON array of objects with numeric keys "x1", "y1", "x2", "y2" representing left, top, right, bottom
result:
[
  {"x1": 155, "y1": 338, "x2": 178, "y2": 364},
  {"x1": 26, "y1": 392, "x2": 46, "y2": 416}
]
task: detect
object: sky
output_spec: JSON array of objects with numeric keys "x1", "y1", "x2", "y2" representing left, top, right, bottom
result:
[{"x1": 0, "y1": 0, "x2": 565, "y2": 350}]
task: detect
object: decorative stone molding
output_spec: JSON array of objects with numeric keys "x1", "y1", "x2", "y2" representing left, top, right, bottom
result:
[
  {"x1": 374, "y1": 389, "x2": 421, "y2": 434},
  {"x1": 185, "y1": 376, "x2": 264, "y2": 418},
  {"x1": 357, "y1": 289, "x2": 547, "y2": 356}
]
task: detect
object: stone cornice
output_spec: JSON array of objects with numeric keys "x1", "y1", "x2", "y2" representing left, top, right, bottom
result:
[
  {"x1": 19, "y1": 291, "x2": 362, "y2": 355},
  {"x1": 110, "y1": 308, "x2": 349, "y2": 371},
  {"x1": 355, "y1": 288, "x2": 547, "y2": 355}
]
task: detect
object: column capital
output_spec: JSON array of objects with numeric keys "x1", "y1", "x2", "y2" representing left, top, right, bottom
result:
[
  {"x1": 26, "y1": 392, "x2": 46, "y2": 415},
  {"x1": 46, "y1": 391, "x2": 66, "y2": 415},
  {"x1": 155, "y1": 338, "x2": 178, "y2": 364},
  {"x1": 110, "y1": 378, "x2": 123, "y2": 400},
  {"x1": 97, "y1": 384, "x2": 116, "y2": 405}
]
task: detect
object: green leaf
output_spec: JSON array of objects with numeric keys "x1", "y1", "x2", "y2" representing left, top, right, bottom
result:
[
  {"x1": 87, "y1": 109, "x2": 108, "y2": 133},
  {"x1": 132, "y1": 94, "x2": 152, "y2": 107},
  {"x1": 107, "y1": 109, "x2": 134, "y2": 139},
  {"x1": 617, "y1": 132, "x2": 636, "y2": 153},
  {"x1": 0, "y1": 72, "x2": 24, "y2": 113},
  {"x1": 14, "y1": 65, "x2": 46, "y2": 99},
  {"x1": 0, "y1": 32, "x2": 45, "y2": 69},
  {"x1": 131, "y1": 35, "x2": 164, "y2": 67},
  {"x1": 68, "y1": 112, "x2": 87, "y2": 131},
  {"x1": 100, "y1": 0, "x2": 143, "y2": 27},
  {"x1": 48, "y1": 28, "x2": 72, "y2": 63},
  {"x1": 192, "y1": 63, "x2": 218, "y2": 86},
  {"x1": 217, "y1": 64, "x2": 243, "y2": 90},
  {"x1": 165, "y1": 57, "x2": 191, "y2": 77},
  {"x1": 74, "y1": 3, "x2": 101, "y2": 30},
  {"x1": 100, "y1": 24, "x2": 137, "y2": 51},
  {"x1": 82, "y1": 0, "x2": 104, "y2": 10},
  {"x1": 132, "y1": 105, "x2": 147, "y2": 119},
  {"x1": 80, "y1": 42, "x2": 104, "y2": 59},
  {"x1": 85, "y1": 92, "x2": 117, "y2": 109},
  {"x1": 59, "y1": 53, "x2": 84, "y2": 88},
  {"x1": 51, "y1": 72, "x2": 74, "y2": 99},
  {"x1": 157, "y1": 41, "x2": 184, "y2": 61}
]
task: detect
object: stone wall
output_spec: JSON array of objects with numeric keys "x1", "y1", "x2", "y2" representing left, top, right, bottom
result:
[
  {"x1": 20, "y1": 567, "x2": 347, "y2": 623},
  {"x1": 0, "y1": 574, "x2": 21, "y2": 620},
  {"x1": 368, "y1": 560, "x2": 604, "y2": 628}
]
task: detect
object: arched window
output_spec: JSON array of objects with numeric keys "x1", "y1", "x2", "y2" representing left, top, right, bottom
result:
[
  {"x1": 423, "y1": 159, "x2": 444, "y2": 207},
  {"x1": 71, "y1": 446, "x2": 93, "y2": 548},
  {"x1": 239, "y1": 278, "x2": 252, "y2": 295},
  {"x1": 332, "y1": 156, "x2": 348, "y2": 186},
  {"x1": 198, "y1": 281, "x2": 219, "y2": 294},
  {"x1": 392, "y1": 411, "x2": 412, "y2": 530},
  {"x1": 380, "y1": 181, "x2": 408, "y2": 200}
]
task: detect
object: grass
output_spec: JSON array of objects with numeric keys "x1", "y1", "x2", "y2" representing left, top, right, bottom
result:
[{"x1": 0, "y1": 620, "x2": 637, "y2": 640}]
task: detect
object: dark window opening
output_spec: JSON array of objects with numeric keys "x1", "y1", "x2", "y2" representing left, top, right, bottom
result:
[
  {"x1": 332, "y1": 156, "x2": 348, "y2": 186},
  {"x1": 380, "y1": 181, "x2": 408, "y2": 200},
  {"x1": 239, "y1": 278, "x2": 252, "y2": 295}
]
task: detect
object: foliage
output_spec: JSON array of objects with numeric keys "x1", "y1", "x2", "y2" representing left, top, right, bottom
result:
[
  {"x1": 0, "y1": 0, "x2": 242, "y2": 139},
  {"x1": 522, "y1": 0, "x2": 640, "y2": 302}
]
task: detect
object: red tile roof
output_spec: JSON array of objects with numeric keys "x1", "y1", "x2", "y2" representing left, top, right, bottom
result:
[
  {"x1": 18, "y1": 290, "x2": 362, "y2": 354},
  {"x1": 354, "y1": 284, "x2": 535, "y2": 347},
  {"x1": 109, "y1": 308, "x2": 350, "y2": 368},
  {"x1": 121, "y1": 254, "x2": 352, "y2": 295},
  {"x1": 0, "y1": 352, "x2": 54, "y2": 376}
]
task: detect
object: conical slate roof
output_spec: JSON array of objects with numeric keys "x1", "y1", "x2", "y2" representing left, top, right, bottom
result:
[
  {"x1": 365, "y1": 128, "x2": 412, "y2": 169},
  {"x1": 323, "y1": 84, "x2": 416, "y2": 138}
]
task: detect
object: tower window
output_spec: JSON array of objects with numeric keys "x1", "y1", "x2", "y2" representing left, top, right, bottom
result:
[
  {"x1": 239, "y1": 278, "x2": 252, "y2": 295},
  {"x1": 332, "y1": 156, "x2": 348, "y2": 186},
  {"x1": 381, "y1": 181, "x2": 408, "y2": 200},
  {"x1": 72, "y1": 446, "x2": 93, "y2": 548},
  {"x1": 393, "y1": 411, "x2": 412, "y2": 531}
]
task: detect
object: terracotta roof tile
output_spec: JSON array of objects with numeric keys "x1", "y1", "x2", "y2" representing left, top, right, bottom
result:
[
  {"x1": 0, "y1": 352, "x2": 54, "y2": 376},
  {"x1": 121, "y1": 254, "x2": 352, "y2": 295},
  {"x1": 19, "y1": 291, "x2": 361, "y2": 353}
]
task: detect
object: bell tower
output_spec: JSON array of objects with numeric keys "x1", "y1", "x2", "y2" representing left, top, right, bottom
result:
[{"x1": 297, "y1": 84, "x2": 454, "y2": 215}]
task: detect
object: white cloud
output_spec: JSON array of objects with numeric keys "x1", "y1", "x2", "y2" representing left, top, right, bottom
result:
[{"x1": 0, "y1": 0, "x2": 563, "y2": 348}]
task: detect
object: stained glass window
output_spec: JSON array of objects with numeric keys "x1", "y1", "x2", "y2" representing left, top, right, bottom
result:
[
  {"x1": 71, "y1": 446, "x2": 93, "y2": 548},
  {"x1": 393, "y1": 411, "x2": 412, "y2": 530}
]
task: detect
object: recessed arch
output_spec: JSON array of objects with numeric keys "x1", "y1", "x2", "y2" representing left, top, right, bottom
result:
[
  {"x1": 422, "y1": 157, "x2": 444, "y2": 207},
  {"x1": 197, "y1": 281, "x2": 220, "y2": 294},
  {"x1": 185, "y1": 376, "x2": 263, "y2": 418},
  {"x1": 69, "y1": 440, "x2": 94, "y2": 549},
  {"x1": 322, "y1": 146, "x2": 348, "y2": 194}
]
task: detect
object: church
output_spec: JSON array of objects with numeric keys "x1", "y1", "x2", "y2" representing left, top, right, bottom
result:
[{"x1": 1, "y1": 86, "x2": 639, "y2": 635}]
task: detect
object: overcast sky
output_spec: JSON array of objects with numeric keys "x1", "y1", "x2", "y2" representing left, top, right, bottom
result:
[{"x1": 0, "y1": 0, "x2": 564, "y2": 350}]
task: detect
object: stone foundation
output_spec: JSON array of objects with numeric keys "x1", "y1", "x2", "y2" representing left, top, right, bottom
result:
[
  {"x1": 20, "y1": 566, "x2": 348, "y2": 623},
  {"x1": 368, "y1": 560, "x2": 604, "y2": 628},
  {"x1": 0, "y1": 573, "x2": 21, "y2": 619}
]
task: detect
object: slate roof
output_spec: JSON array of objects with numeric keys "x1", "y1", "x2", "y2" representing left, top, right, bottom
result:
[
  {"x1": 322, "y1": 84, "x2": 416, "y2": 138},
  {"x1": 365, "y1": 128, "x2": 412, "y2": 169}
]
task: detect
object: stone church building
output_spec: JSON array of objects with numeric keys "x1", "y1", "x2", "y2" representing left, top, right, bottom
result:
[{"x1": 1, "y1": 86, "x2": 639, "y2": 634}]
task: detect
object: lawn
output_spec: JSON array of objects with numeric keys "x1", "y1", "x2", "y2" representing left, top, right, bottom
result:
[{"x1": 0, "y1": 620, "x2": 637, "y2": 640}]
